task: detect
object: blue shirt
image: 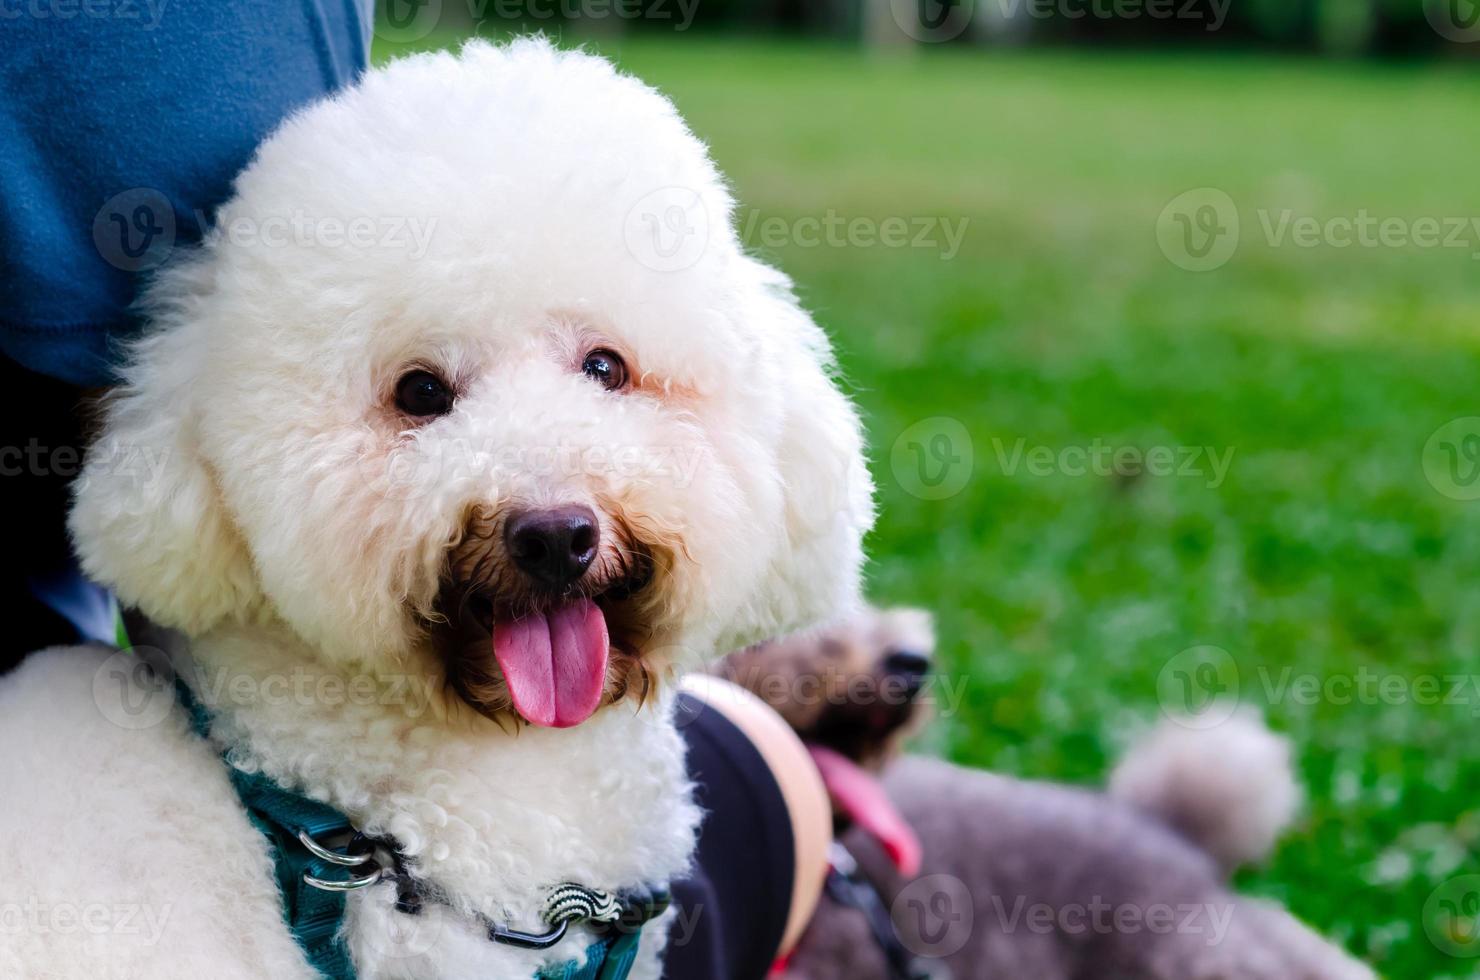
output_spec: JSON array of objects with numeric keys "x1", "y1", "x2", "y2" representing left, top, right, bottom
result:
[{"x1": 0, "y1": 0, "x2": 373, "y2": 385}]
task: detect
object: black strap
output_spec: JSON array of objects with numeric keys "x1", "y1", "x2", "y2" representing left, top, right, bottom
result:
[{"x1": 825, "y1": 847, "x2": 947, "y2": 980}]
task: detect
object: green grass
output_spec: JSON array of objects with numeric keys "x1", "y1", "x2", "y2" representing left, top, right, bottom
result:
[{"x1": 385, "y1": 35, "x2": 1480, "y2": 976}]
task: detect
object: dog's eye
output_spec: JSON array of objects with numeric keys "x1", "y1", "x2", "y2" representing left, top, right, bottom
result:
[
  {"x1": 581, "y1": 349, "x2": 629, "y2": 392},
  {"x1": 395, "y1": 370, "x2": 454, "y2": 418}
]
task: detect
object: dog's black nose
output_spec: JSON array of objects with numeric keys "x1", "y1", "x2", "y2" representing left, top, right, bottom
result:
[
  {"x1": 505, "y1": 505, "x2": 599, "y2": 591},
  {"x1": 882, "y1": 648, "x2": 931, "y2": 697}
]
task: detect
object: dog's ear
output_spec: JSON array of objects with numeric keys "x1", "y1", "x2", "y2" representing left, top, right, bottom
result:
[
  {"x1": 747, "y1": 266, "x2": 875, "y2": 640},
  {"x1": 69, "y1": 323, "x2": 261, "y2": 636}
]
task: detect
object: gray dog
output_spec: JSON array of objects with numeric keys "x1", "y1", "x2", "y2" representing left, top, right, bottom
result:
[{"x1": 715, "y1": 607, "x2": 1374, "y2": 980}]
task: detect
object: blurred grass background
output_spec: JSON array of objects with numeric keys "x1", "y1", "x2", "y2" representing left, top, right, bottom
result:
[{"x1": 382, "y1": 30, "x2": 1480, "y2": 977}]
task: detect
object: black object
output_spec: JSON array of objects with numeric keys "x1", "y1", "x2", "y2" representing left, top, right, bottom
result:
[
  {"x1": 665, "y1": 691, "x2": 796, "y2": 980},
  {"x1": 0, "y1": 357, "x2": 91, "y2": 673}
]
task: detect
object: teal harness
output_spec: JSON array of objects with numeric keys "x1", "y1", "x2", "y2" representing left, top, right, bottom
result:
[{"x1": 121, "y1": 626, "x2": 659, "y2": 980}]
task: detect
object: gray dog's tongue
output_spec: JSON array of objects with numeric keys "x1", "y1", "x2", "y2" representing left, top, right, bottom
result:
[
  {"x1": 491, "y1": 599, "x2": 609, "y2": 728},
  {"x1": 808, "y1": 744, "x2": 923, "y2": 877}
]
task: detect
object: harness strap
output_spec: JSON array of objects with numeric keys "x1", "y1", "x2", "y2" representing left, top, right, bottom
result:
[
  {"x1": 825, "y1": 844, "x2": 948, "y2": 980},
  {"x1": 240, "y1": 773, "x2": 361, "y2": 977},
  {"x1": 537, "y1": 933, "x2": 641, "y2": 980},
  {"x1": 118, "y1": 617, "x2": 655, "y2": 980},
  {"x1": 174, "y1": 672, "x2": 359, "y2": 979}
]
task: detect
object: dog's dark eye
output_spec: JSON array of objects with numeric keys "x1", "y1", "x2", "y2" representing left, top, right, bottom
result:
[
  {"x1": 581, "y1": 349, "x2": 629, "y2": 392},
  {"x1": 395, "y1": 370, "x2": 454, "y2": 418}
]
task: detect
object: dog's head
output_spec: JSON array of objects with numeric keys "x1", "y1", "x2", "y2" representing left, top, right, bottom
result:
[
  {"x1": 716, "y1": 606, "x2": 935, "y2": 768},
  {"x1": 716, "y1": 605, "x2": 934, "y2": 874},
  {"x1": 70, "y1": 39, "x2": 873, "y2": 728}
]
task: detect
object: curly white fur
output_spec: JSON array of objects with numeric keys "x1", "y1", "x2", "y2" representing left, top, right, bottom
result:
[{"x1": 0, "y1": 38, "x2": 872, "y2": 979}]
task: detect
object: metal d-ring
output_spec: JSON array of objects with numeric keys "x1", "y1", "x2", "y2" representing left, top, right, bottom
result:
[
  {"x1": 303, "y1": 865, "x2": 391, "y2": 892},
  {"x1": 487, "y1": 918, "x2": 570, "y2": 951},
  {"x1": 299, "y1": 829, "x2": 390, "y2": 892},
  {"x1": 298, "y1": 830, "x2": 374, "y2": 867}
]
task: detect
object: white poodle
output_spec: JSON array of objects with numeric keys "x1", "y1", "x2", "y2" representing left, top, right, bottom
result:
[{"x1": 0, "y1": 39, "x2": 872, "y2": 980}]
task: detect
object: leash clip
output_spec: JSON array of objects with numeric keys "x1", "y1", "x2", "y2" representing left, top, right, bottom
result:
[{"x1": 488, "y1": 919, "x2": 571, "y2": 950}]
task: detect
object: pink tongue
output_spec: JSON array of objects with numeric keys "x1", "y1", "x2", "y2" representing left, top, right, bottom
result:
[
  {"x1": 808, "y1": 745, "x2": 923, "y2": 878},
  {"x1": 492, "y1": 599, "x2": 609, "y2": 728}
]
